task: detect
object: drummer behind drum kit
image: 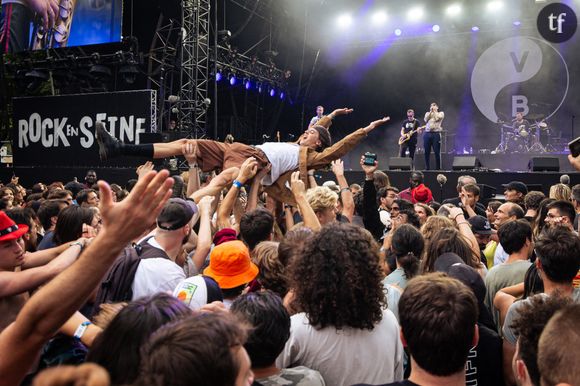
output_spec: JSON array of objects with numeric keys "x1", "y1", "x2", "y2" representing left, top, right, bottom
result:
[{"x1": 493, "y1": 114, "x2": 556, "y2": 154}]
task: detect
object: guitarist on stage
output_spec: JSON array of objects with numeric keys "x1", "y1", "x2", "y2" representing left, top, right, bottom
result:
[{"x1": 399, "y1": 108, "x2": 421, "y2": 165}]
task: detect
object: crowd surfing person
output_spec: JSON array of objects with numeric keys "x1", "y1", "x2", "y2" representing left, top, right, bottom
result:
[{"x1": 0, "y1": 128, "x2": 579, "y2": 386}]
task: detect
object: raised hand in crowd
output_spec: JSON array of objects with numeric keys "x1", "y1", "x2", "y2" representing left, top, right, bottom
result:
[
  {"x1": 360, "y1": 155, "x2": 378, "y2": 178},
  {"x1": 331, "y1": 159, "x2": 354, "y2": 222},
  {"x1": 291, "y1": 171, "x2": 320, "y2": 231},
  {"x1": 217, "y1": 158, "x2": 257, "y2": 230},
  {"x1": 0, "y1": 170, "x2": 174, "y2": 386},
  {"x1": 247, "y1": 163, "x2": 271, "y2": 212},
  {"x1": 136, "y1": 161, "x2": 155, "y2": 180}
]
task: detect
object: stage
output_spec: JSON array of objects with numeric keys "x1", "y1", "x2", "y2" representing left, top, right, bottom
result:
[{"x1": 2, "y1": 165, "x2": 577, "y2": 205}]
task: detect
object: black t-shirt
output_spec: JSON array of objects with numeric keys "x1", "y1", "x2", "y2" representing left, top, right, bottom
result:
[
  {"x1": 466, "y1": 323, "x2": 504, "y2": 386},
  {"x1": 401, "y1": 119, "x2": 420, "y2": 144}
]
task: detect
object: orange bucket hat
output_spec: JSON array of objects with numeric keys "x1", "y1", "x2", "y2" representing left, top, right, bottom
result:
[{"x1": 203, "y1": 240, "x2": 258, "y2": 289}]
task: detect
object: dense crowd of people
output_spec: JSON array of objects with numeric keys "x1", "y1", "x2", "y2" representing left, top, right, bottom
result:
[{"x1": 0, "y1": 119, "x2": 579, "y2": 386}]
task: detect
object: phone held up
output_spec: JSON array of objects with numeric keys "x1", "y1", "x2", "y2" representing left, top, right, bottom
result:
[{"x1": 363, "y1": 152, "x2": 377, "y2": 166}]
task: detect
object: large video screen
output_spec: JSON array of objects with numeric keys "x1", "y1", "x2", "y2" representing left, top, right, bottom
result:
[{"x1": 2, "y1": 0, "x2": 122, "y2": 52}]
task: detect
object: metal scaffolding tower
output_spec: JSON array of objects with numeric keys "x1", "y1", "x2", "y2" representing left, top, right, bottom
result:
[{"x1": 179, "y1": 0, "x2": 211, "y2": 139}]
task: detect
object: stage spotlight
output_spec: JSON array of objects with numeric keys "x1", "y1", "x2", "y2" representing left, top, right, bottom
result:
[
  {"x1": 513, "y1": 20, "x2": 521, "y2": 26},
  {"x1": 89, "y1": 64, "x2": 112, "y2": 79},
  {"x1": 446, "y1": 3, "x2": 462, "y2": 16},
  {"x1": 229, "y1": 73, "x2": 237, "y2": 86},
  {"x1": 487, "y1": 1, "x2": 504, "y2": 12},
  {"x1": 471, "y1": 26, "x2": 480, "y2": 32},
  {"x1": 371, "y1": 11, "x2": 387, "y2": 25},
  {"x1": 119, "y1": 65, "x2": 139, "y2": 84},
  {"x1": 337, "y1": 13, "x2": 353, "y2": 28},
  {"x1": 216, "y1": 71, "x2": 222, "y2": 81},
  {"x1": 407, "y1": 6, "x2": 424, "y2": 21},
  {"x1": 394, "y1": 28, "x2": 402, "y2": 36},
  {"x1": 244, "y1": 78, "x2": 251, "y2": 90},
  {"x1": 432, "y1": 24, "x2": 440, "y2": 32},
  {"x1": 257, "y1": 82, "x2": 263, "y2": 93},
  {"x1": 269, "y1": 88, "x2": 276, "y2": 97},
  {"x1": 279, "y1": 91, "x2": 285, "y2": 100}
]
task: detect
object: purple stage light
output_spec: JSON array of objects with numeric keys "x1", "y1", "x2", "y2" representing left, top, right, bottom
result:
[
  {"x1": 216, "y1": 72, "x2": 222, "y2": 81},
  {"x1": 432, "y1": 24, "x2": 440, "y2": 32},
  {"x1": 269, "y1": 88, "x2": 276, "y2": 97},
  {"x1": 279, "y1": 91, "x2": 285, "y2": 99},
  {"x1": 244, "y1": 79, "x2": 251, "y2": 89},
  {"x1": 471, "y1": 26, "x2": 480, "y2": 32},
  {"x1": 229, "y1": 75, "x2": 237, "y2": 86},
  {"x1": 394, "y1": 28, "x2": 402, "y2": 36}
]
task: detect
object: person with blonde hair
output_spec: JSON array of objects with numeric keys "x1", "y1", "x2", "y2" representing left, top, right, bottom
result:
[
  {"x1": 549, "y1": 183, "x2": 571, "y2": 202},
  {"x1": 306, "y1": 186, "x2": 338, "y2": 225}
]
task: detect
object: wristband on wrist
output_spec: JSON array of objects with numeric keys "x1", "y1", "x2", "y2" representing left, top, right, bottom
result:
[
  {"x1": 340, "y1": 187, "x2": 350, "y2": 194},
  {"x1": 456, "y1": 221, "x2": 469, "y2": 226},
  {"x1": 69, "y1": 241, "x2": 84, "y2": 251},
  {"x1": 73, "y1": 321, "x2": 91, "y2": 341},
  {"x1": 454, "y1": 213, "x2": 465, "y2": 220},
  {"x1": 232, "y1": 180, "x2": 243, "y2": 189}
]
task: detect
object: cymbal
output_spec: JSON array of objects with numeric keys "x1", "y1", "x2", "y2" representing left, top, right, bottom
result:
[{"x1": 526, "y1": 113, "x2": 545, "y2": 120}]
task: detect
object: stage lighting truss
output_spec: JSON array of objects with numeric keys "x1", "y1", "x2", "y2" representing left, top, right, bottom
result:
[
  {"x1": 212, "y1": 44, "x2": 289, "y2": 98},
  {"x1": 2, "y1": 41, "x2": 141, "y2": 93}
]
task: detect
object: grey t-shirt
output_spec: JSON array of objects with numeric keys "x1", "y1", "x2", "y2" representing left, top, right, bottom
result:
[
  {"x1": 484, "y1": 260, "x2": 532, "y2": 328},
  {"x1": 502, "y1": 289, "x2": 580, "y2": 344}
]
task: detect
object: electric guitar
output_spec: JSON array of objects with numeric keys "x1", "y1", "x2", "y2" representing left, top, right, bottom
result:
[{"x1": 398, "y1": 125, "x2": 426, "y2": 145}]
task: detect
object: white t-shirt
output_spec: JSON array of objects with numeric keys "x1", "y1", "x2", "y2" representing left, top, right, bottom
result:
[
  {"x1": 256, "y1": 142, "x2": 300, "y2": 186},
  {"x1": 277, "y1": 309, "x2": 404, "y2": 386},
  {"x1": 131, "y1": 237, "x2": 186, "y2": 300}
]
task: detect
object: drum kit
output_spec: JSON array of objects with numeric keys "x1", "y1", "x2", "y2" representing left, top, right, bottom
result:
[{"x1": 493, "y1": 114, "x2": 556, "y2": 154}]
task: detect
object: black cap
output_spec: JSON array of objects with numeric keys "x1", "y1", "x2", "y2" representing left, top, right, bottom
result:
[
  {"x1": 468, "y1": 215, "x2": 493, "y2": 235},
  {"x1": 502, "y1": 181, "x2": 528, "y2": 195},
  {"x1": 433, "y1": 252, "x2": 465, "y2": 272},
  {"x1": 157, "y1": 198, "x2": 198, "y2": 231}
]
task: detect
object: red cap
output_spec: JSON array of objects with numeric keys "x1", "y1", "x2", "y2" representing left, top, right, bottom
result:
[{"x1": 411, "y1": 184, "x2": 433, "y2": 204}]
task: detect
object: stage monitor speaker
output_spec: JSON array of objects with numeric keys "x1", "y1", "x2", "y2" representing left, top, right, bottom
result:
[
  {"x1": 452, "y1": 156, "x2": 481, "y2": 170},
  {"x1": 388, "y1": 157, "x2": 412, "y2": 170},
  {"x1": 528, "y1": 157, "x2": 559, "y2": 172}
]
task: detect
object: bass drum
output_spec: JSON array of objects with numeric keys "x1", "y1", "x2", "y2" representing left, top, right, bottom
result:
[{"x1": 506, "y1": 133, "x2": 528, "y2": 153}]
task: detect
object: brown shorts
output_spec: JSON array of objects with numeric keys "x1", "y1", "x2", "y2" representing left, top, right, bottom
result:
[{"x1": 195, "y1": 139, "x2": 269, "y2": 172}]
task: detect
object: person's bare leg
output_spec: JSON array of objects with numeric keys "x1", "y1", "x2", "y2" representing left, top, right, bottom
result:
[
  {"x1": 95, "y1": 121, "x2": 197, "y2": 161},
  {"x1": 152, "y1": 139, "x2": 191, "y2": 158}
]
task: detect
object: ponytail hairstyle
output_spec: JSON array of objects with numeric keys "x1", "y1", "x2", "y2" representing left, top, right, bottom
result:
[{"x1": 391, "y1": 224, "x2": 425, "y2": 279}]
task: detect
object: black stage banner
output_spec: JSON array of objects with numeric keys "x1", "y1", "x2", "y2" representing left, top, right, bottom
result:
[{"x1": 13, "y1": 90, "x2": 157, "y2": 167}]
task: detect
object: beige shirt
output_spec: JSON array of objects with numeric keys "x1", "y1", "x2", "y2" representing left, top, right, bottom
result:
[{"x1": 424, "y1": 111, "x2": 445, "y2": 132}]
